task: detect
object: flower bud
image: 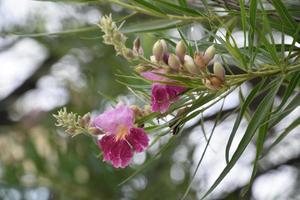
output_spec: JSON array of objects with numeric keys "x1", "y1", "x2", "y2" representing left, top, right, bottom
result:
[
  {"x1": 153, "y1": 40, "x2": 166, "y2": 62},
  {"x1": 143, "y1": 105, "x2": 152, "y2": 116},
  {"x1": 79, "y1": 113, "x2": 91, "y2": 128},
  {"x1": 88, "y1": 127, "x2": 104, "y2": 135},
  {"x1": 123, "y1": 48, "x2": 136, "y2": 60},
  {"x1": 203, "y1": 45, "x2": 216, "y2": 64},
  {"x1": 194, "y1": 51, "x2": 206, "y2": 71},
  {"x1": 183, "y1": 55, "x2": 198, "y2": 74},
  {"x1": 133, "y1": 37, "x2": 144, "y2": 56},
  {"x1": 150, "y1": 55, "x2": 157, "y2": 63},
  {"x1": 135, "y1": 65, "x2": 147, "y2": 73},
  {"x1": 213, "y1": 62, "x2": 225, "y2": 81},
  {"x1": 176, "y1": 40, "x2": 186, "y2": 62},
  {"x1": 130, "y1": 105, "x2": 143, "y2": 119},
  {"x1": 168, "y1": 54, "x2": 181, "y2": 71},
  {"x1": 203, "y1": 76, "x2": 223, "y2": 90}
]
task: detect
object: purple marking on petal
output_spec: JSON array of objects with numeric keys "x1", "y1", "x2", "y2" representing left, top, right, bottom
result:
[
  {"x1": 151, "y1": 84, "x2": 171, "y2": 113},
  {"x1": 127, "y1": 128, "x2": 149, "y2": 153},
  {"x1": 98, "y1": 135, "x2": 133, "y2": 168},
  {"x1": 166, "y1": 86, "x2": 186, "y2": 101},
  {"x1": 93, "y1": 104, "x2": 134, "y2": 134}
]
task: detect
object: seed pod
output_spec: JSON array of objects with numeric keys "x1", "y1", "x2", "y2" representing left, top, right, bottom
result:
[
  {"x1": 176, "y1": 40, "x2": 186, "y2": 62},
  {"x1": 203, "y1": 45, "x2": 216, "y2": 65},
  {"x1": 213, "y1": 62, "x2": 225, "y2": 81},
  {"x1": 168, "y1": 54, "x2": 181, "y2": 71},
  {"x1": 194, "y1": 51, "x2": 206, "y2": 71},
  {"x1": 183, "y1": 55, "x2": 198, "y2": 74}
]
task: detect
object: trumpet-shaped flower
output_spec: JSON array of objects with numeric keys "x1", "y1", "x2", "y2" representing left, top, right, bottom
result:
[
  {"x1": 141, "y1": 70, "x2": 186, "y2": 113},
  {"x1": 93, "y1": 104, "x2": 149, "y2": 168}
]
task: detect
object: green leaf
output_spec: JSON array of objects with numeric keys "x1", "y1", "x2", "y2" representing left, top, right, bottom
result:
[
  {"x1": 225, "y1": 80, "x2": 265, "y2": 163},
  {"x1": 129, "y1": 0, "x2": 166, "y2": 16},
  {"x1": 242, "y1": 111, "x2": 270, "y2": 195},
  {"x1": 155, "y1": 0, "x2": 200, "y2": 16},
  {"x1": 201, "y1": 78, "x2": 282, "y2": 199},
  {"x1": 121, "y1": 19, "x2": 185, "y2": 33},
  {"x1": 263, "y1": 116, "x2": 300, "y2": 157},
  {"x1": 181, "y1": 99, "x2": 225, "y2": 200},
  {"x1": 238, "y1": 0, "x2": 247, "y2": 48},
  {"x1": 271, "y1": 0, "x2": 297, "y2": 31}
]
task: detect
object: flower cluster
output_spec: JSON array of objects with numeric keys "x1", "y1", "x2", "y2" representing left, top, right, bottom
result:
[{"x1": 54, "y1": 15, "x2": 227, "y2": 169}]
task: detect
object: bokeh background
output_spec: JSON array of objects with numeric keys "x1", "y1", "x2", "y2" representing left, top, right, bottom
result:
[{"x1": 0, "y1": 0, "x2": 300, "y2": 199}]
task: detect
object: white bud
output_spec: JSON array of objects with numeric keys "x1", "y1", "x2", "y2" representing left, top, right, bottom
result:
[
  {"x1": 203, "y1": 45, "x2": 216, "y2": 64},
  {"x1": 183, "y1": 55, "x2": 198, "y2": 74},
  {"x1": 213, "y1": 62, "x2": 225, "y2": 81},
  {"x1": 168, "y1": 54, "x2": 181, "y2": 71},
  {"x1": 150, "y1": 55, "x2": 157, "y2": 63},
  {"x1": 176, "y1": 40, "x2": 186, "y2": 62},
  {"x1": 152, "y1": 39, "x2": 168, "y2": 62}
]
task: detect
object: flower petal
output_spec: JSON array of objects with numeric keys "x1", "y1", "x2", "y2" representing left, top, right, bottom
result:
[
  {"x1": 93, "y1": 104, "x2": 134, "y2": 134},
  {"x1": 151, "y1": 84, "x2": 171, "y2": 113},
  {"x1": 166, "y1": 85, "x2": 186, "y2": 101},
  {"x1": 127, "y1": 128, "x2": 149, "y2": 153},
  {"x1": 98, "y1": 135, "x2": 133, "y2": 168}
]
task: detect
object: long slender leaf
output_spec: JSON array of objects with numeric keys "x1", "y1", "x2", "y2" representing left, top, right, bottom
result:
[{"x1": 201, "y1": 78, "x2": 282, "y2": 199}]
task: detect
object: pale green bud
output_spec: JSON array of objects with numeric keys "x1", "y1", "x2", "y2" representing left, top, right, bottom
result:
[
  {"x1": 203, "y1": 45, "x2": 216, "y2": 64},
  {"x1": 213, "y1": 62, "x2": 225, "y2": 81},
  {"x1": 152, "y1": 40, "x2": 165, "y2": 62},
  {"x1": 176, "y1": 40, "x2": 186, "y2": 62},
  {"x1": 183, "y1": 55, "x2": 198, "y2": 74},
  {"x1": 168, "y1": 54, "x2": 181, "y2": 71}
]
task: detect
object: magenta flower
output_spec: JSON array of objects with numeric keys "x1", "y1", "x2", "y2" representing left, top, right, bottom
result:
[
  {"x1": 93, "y1": 104, "x2": 149, "y2": 168},
  {"x1": 141, "y1": 70, "x2": 186, "y2": 113}
]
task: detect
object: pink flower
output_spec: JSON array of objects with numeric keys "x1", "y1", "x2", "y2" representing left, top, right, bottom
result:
[
  {"x1": 93, "y1": 104, "x2": 149, "y2": 168},
  {"x1": 141, "y1": 70, "x2": 186, "y2": 113}
]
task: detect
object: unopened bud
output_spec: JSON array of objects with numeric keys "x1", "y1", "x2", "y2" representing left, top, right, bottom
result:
[
  {"x1": 168, "y1": 54, "x2": 181, "y2": 71},
  {"x1": 194, "y1": 51, "x2": 206, "y2": 71},
  {"x1": 124, "y1": 48, "x2": 136, "y2": 59},
  {"x1": 135, "y1": 65, "x2": 147, "y2": 73},
  {"x1": 153, "y1": 40, "x2": 165, "y2": 62},
  {"x1": 213, "y1": 62, "x2": 225, "y2": 81},
  {"x1": 89, "y1": 127, "x2": 104, "y2": 135},
  {"x1": 183, "y1": 55, "x2": 198, "y2": 74},
  {"x1": 130, "y1": 105, "x2": 143, "y2": 119},
  {"x1": 143, "y1": 105, "x2": 152, "y2": 116},
  {"x1": 176, "y1": 40, "x2": 186, "y2": 62},
  {"x1": 203, "y1": 45, "x2": 216, "y2": 64},
  {"x1": 150, "y1": 55, "x2": 157, "y2": 63},
  {"x1": 79, "y1": 113, "x2": 91, "y2": 128},
  {"x1": 133, "y1": 37, "x2": 144, "y2": 56}
]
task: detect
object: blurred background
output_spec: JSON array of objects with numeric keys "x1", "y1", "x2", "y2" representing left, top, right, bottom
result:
[{"x1": 0, "y1": 0, "x2": 300, "y2": 199}]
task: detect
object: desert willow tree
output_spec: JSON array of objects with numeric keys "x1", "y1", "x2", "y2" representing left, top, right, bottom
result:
[{"x1": 53, "y1": 0, "x2": 300, "y2": 199}]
